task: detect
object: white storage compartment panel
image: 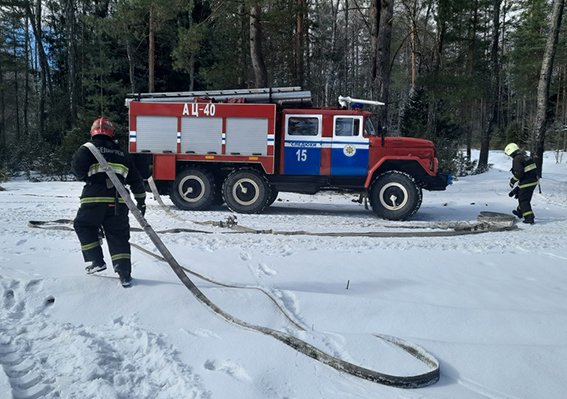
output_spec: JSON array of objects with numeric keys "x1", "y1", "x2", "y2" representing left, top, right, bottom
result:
[
  {"x1": 225, "y1": 118, "x2": 268, "y2": 156},
  {"x1": 136, "y1": 116, "x2": 178, "y2": 153},
  {"x1": 181, "y1": 117, "x2": 222, "y2": 154}
]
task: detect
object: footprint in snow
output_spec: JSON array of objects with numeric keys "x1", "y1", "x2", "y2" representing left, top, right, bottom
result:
[
  {"x1": 247, "y1": 262, "x2": 276, "y2": 281},
  {"x1": 257, "y1": 262, "x2": 276, "y2": 277},
  {"x1": 3, "y1": 289, "x2": 15, "y2": 309},
  {"x1": 1, "y1": 279, "x2": 51, "y2": 318},
  {"x1": 184, "y1": 328, "x2": 220, "y2": 339},
  {"x1": 204, "y1": 359, "x2": 252, "y2": 383},
  {"x1": 24, "y1": 280, "x2": 42, "y2": 293}
]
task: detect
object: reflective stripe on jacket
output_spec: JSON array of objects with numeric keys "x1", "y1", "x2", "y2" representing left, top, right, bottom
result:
[
  {"x1": 511, "y1": 152, "x2": 538, "y2": 188},
  {"x1": 71, "y1": 136, "x2": 146, "y2": 204}
]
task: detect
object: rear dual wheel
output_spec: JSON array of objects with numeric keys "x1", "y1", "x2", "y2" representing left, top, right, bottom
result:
[
  {"x1": 222, "y1": 168, "x2": 271, "y2": 214},
  {"x1": 170, "y1": 168, "x2": 215, "y2": 211}
]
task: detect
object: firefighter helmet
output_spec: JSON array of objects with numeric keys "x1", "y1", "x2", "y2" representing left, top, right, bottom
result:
[
  {"x1": 504, "y1": 143, "x2": 520, "y2": 157},
  {"x1": 91, "y1": 117, "x2": 115, "y2": 138}
]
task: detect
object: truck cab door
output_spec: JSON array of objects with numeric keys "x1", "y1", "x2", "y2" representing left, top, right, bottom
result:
[
  {"x1": 283, "y1": 114, "x2": 322, "y2": 175},
  {"x1": 330, "y1": 116, "x2": 368, "y2": 176}
]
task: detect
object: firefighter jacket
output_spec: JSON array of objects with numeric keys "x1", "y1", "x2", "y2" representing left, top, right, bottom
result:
[
  {"x1": 71, "y1": 136, "x2": 146, "y2": 205},
  {"x1": 510, "y1": 151, "x2": 539, "y2": 189}
]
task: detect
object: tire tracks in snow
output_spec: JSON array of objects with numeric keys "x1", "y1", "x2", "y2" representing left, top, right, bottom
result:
[
  {"x1": 0, "y1": 278, "x2": 56, "y2": 399},
  {"x1": 0, "y1": 276, "x2": 209, "y2": 399}
]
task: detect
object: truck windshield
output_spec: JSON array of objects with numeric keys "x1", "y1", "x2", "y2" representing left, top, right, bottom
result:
[{"x1": 364, "y1": 118, "x2": 377, "y2": 136}]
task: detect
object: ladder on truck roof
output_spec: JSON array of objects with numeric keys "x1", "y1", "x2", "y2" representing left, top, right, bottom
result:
[{"x1": 125, "y1": 86, "x2": 312, "y2": 106}]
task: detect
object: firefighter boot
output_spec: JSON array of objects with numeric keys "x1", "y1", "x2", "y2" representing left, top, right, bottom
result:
[
  {"x1": 85, "y1": 261, "x2": 107, "y2": 274},
  {"x1": 118, "y1": 271, "x2": 132, "y2": 287}
]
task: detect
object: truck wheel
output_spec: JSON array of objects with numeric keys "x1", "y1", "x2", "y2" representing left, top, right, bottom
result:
[
  {"x1": 170, "y1": 168, "x2": 215, "y2": 211},
  {"x1": 369, "y1": 171, "x2": 422, "y2": 220},
  {"x1": 222, "y1": 168, "x2": 270, "y2": 214}
]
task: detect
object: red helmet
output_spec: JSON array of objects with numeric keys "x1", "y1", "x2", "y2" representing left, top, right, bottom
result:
[{"x1": 91, "y1": 117, "x2": 115, "y2": 138}]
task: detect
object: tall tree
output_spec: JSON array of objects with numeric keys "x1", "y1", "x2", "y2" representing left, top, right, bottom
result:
[
  {"x1": 477, "y1": 0, "x2": 502, "y2": 172},
  {"x1": 370, "y1": 0, "x2": 395, "y2": 129},
  {"x1": 534, "y1": 0, "x2": 565, "y2": 175},
  {"x1": 250, "y1": 3, "x2": 268, "y2": 87},
  {"x1": 65, "y1": 0, "x2": 78, "y2": 126},
  {"x1": 295, "y1": 0, "x2": 306, "y2": 87},
  {"x1": 149, "y1": 6, "x2": 155, "y2": 92},
  {"x1": 24, "y1": 0, "x2": 53, "y2": 139},
  {"x1": 0, "y1": 55, "x2": 4, "y2": 162}
]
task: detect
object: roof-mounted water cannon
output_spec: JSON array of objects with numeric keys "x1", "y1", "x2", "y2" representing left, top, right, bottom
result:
[{"x1": 338, "y1": 96, "x2": 385, "y2": 109}]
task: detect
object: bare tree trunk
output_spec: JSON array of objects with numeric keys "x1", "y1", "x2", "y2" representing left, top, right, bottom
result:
[
  {"x1": 433, "y1": 1, "x2": 446, "y2": 73},
  {"x1": 563, "y1": 67, "x2": 567, "y2": 126},
  {"x1": 239, "y1": 2, "x2": 247, "y2": 87},
  {"x1": 12, "y1": 27, "x2": 21, "y2": 140},
  {"x1": 324, "y1": 0, "x2": 340, "y2": 106},
  {"x1": 25, "y1": 0, "x2": 52, "y2": 139},
  {"x1": 149, "y1": 7, "x2": 155, "y2": 93},
  {"x1": 370, "y1": 0, "x2": 394, "y2": 130},
  {"x1": 400, "y1": 0, "x2": 419, "y2": 95},
  {"x1": 0, "y1": 62, "x2": 5, "y2": 161},
  {"x1": 410, "y1": 18, "x2": 416, "y2": 93},
  {"x1": 500, "y1": 0, "x2": 508, "y2": 129},
  {"x1": 466, "y1": 1, "x2": 479, "y2": 160},
  {"x1": 477, "y1": 0, "x2": 502, "y2": 172},
  {"x1": 185, "y1": 9, "x2": 195, "y2": 91},
  {"x1": 24, "y1": 13, "x2": 30, "y2": 137},
  {"x1": 344, "y1": 0, "x2": 349, "y2": 94},
  {"x1": 80, "y1": 0, "x2": 86, "y2": 108},
  {"x1": 65, "y1": 0, "x2": 77, "y2": 126},
  {"x1": 250, "y1": 4, "x2": 268, "y2": 88},
  {"x1": 295, "y1": 0, "x2": 305, "y2": 87},
  {"x1": 126, "y1": 41, "x2": 136, "y2": 93},
  {"x1": 534, "y1": 0, "x2": 565, "y2": 176}
]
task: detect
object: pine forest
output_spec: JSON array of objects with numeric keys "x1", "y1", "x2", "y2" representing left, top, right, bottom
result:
[{"x1": 1, "y1": 0, "x2": 566, "y2": 178}]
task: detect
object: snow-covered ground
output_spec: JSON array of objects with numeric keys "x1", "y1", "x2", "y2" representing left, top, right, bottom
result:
[{"x1": 1, "y1": 150, "x2": 566, "y2": 399}]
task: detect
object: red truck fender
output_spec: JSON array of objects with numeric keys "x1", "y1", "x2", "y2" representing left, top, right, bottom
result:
[{"x1": 364, "y1": 156, "x2": 434, "y2": 188}]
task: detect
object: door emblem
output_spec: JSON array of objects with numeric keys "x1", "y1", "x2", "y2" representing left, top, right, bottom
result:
[{"x1": 343, "y1": 145, "x2": 356, "y2": 157}]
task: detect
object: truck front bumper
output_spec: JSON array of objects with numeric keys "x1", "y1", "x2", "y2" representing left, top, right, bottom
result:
[{"x1": 422, "y1": 173, "x2": 453, "y2": 191}]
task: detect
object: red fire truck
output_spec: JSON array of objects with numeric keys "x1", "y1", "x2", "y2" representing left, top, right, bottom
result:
[{"x1": 126, "y1": 87, "x2": 450, "y2": 220}]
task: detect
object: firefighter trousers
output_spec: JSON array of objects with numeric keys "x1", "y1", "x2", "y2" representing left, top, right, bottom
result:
[
  {"x1": 74, "y1": 203, "x2": 132, "y2": 275},
  {"x1": 516, "y1": 185, "x2": 537, "y2": 222}
]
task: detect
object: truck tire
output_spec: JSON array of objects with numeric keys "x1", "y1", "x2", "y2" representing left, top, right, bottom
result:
[
  {"x1": 369, "y1": 171, "x2": 422, "y2": 220},
  {"x1": 170, "y1": 168, "x2": 215, "y2": 211},
  {"x1": 267, "y1": 187, "x2": 279, "y2": 207},
  {"x1": 222, "y1": 168, "x2": 270, "y2": 214}
]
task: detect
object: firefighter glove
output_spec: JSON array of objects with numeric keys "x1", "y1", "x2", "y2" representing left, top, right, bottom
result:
[
  {"x1": 509, "y1": 186, "x2": 519, "y2": 198},
  {"x1": 509, "y1": 178, "x2": 516, "y2": 188},
  {"x1": 137, "y1": 199, "x2": 146, "y2": 217}
]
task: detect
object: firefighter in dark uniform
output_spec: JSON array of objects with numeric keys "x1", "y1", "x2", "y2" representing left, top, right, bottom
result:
[
  {"x1": 504, "y1": 143, "x2": 538, "y2": 225},
  {"x1": 71, "y1": 117, "x2": 146, "y2": 286}
]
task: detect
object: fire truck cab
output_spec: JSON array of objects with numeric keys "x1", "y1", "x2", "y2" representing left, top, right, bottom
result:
[{"x1": 126, "y1": 87, "x2": 450, "y2": 220}]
